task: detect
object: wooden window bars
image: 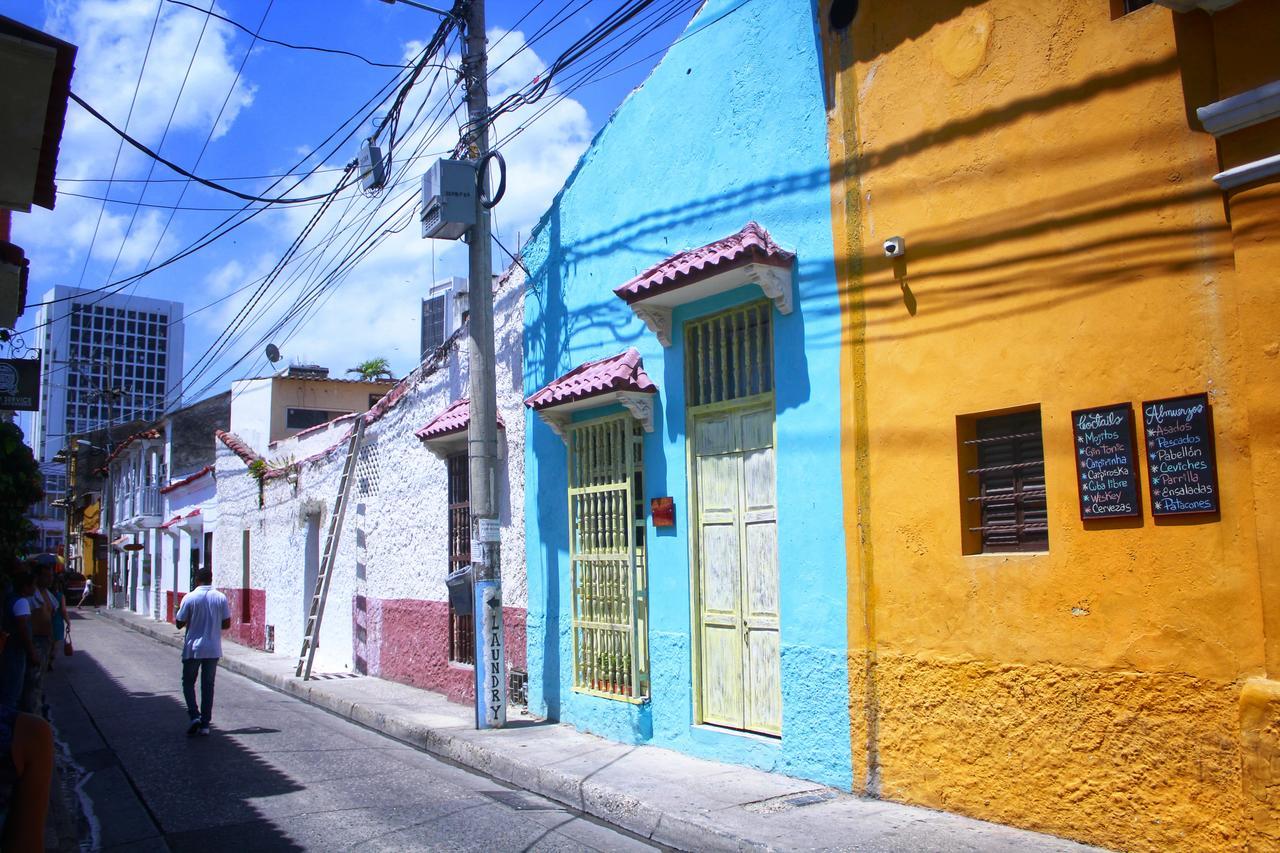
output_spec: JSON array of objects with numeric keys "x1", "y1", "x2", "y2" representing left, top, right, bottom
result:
[
  {"x1": 566, "y1": 414, "x2": 649, "y2": 701},
  {"x1": 446, "y1": 454, "x2": 474, "y2": 665},
  {"x1": 686, "y1": 301, "x2": 773, "y2": 408}
]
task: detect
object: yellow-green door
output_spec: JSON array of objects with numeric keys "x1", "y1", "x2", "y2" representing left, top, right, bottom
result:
[{"x1": 695, "y1": 403, "x2": 780, "y2": 735}]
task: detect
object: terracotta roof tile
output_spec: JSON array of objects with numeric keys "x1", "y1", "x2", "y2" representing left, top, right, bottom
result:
[
  {"x1": 215, "y1": 430, "x2": 260, "y2": 465},
  {"x1": 613, "y1": 221, "x2": 794, "y2": 304},
  {"x1": 95, "y1": 429, "x2": 162, "y2": 474},
  {"x1": 415, "y1": 398, "x2": 506, "y2": 441},
  {"x1": 160, "y1": 464, "x2": 213, "y2": 494},
  {"x1": 525, "y1": 348, "x2": 656, "y2": 411}
]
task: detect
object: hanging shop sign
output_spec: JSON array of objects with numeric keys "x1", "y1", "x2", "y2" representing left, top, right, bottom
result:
[
  {"x1": 1071, "y1": 403, "x2": 1141, "y2": 519},
  {"x1": 0, "y1": 355, "x2": 40, "y2": 411},
  {"x1": 1142, "y1": 392, "x2": 1220, "y2": 516}
]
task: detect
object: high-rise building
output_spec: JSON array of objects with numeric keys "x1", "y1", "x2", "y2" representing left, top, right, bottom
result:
[{"x1": 32, "y1": 286, "x2": 184, "y2": 461}]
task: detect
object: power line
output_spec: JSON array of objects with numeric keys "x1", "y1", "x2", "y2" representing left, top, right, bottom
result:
[
  {"x1": 20, "y1": 35, "x2": 427, "y2": 319},
  {"x1": 164, "y1": 0, "x2": 415, "y2": 69},
  {"x1": 69, "y1": 91, "x2": 359, "y2": 205}
]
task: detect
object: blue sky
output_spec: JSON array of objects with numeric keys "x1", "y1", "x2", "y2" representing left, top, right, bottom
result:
[{"x1": 8, "y1": 0, "x2": 701, "y2": 433}]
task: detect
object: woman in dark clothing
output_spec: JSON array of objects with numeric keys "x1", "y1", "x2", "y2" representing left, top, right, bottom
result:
[{"x1": 0, "y1": 573, "x2": 38, "y2": 710}]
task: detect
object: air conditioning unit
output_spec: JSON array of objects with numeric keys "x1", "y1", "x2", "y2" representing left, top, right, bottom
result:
[{"x1": 421, "y1": 159, "x2": 477, "y2": 240}]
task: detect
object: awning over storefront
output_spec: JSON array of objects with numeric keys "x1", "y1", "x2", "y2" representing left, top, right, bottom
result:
[
  {"x1": 415, "y1": 398, "x2": 505, "y2": 459},
  {"x1": 612, "y1": 221, "x2": 795, "y2": 346},
  {"x1": 524, "y1": 348, "x2": 657, "y2": 441}
]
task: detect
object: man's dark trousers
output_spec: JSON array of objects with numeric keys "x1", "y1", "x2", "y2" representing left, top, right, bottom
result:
[{"x1": 182, "y1": 657, "x2": 218, "y2": 725}]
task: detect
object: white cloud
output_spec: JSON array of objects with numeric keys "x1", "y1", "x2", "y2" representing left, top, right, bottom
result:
[{"x1": 13, "y1": 0, "x2": 256, "y2": 285}]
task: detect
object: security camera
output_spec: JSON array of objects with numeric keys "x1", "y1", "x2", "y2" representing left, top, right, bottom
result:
[{"x1": 883, "y1": 236, "x2": 905, "y2": 258}]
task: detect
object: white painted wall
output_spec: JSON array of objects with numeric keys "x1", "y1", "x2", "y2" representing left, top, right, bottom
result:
[
  {"x1": 229, "y1": 378, "x2": 274, "y2": 455},
  {"x1": 214, "y1": 272, "x2": 528, "y2": 673}
]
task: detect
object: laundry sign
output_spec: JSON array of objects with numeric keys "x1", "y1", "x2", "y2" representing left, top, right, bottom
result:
[{"x1": 0, "y1": 356, "x2": 40, "y2": 411}]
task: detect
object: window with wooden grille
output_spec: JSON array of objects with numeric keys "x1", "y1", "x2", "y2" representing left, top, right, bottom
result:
[
  {"x1": 567, "y1": 414, "x2": 648, "y2": 700},
  {"x1": 686, "y1": 301, "x2": 773, "y2": 407},
  {"x1": 960, "y1": 408, "x2": 1048, "y2": 554},
  {"x1": 446, "y1": 454, "x2": 474, "y2": 665}
]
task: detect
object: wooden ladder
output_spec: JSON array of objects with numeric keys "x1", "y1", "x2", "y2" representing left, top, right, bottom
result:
[{"x1": 296, "y1": 417, "x2": 366, "y2": 680}]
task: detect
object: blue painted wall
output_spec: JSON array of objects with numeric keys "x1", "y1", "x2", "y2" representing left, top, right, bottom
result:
[{"x1": 522, "y1": 0, "x2": 851, "y2": 789}]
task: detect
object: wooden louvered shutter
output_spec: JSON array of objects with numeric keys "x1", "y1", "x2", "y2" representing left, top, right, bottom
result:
[{"x1": 967, "y1": 410, "x2": 1048, "y2": 553}]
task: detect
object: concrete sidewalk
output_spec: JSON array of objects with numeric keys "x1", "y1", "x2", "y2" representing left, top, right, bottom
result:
[{"x1": 98, "y1": 607, "x2": 1101, "y2": 852}]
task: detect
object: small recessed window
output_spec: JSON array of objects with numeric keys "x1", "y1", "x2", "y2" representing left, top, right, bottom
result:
[
  {"x1": 1113, "y1": 0, "x2": 1152, "y2": 17},
  {"x1": 959, "y1": 408, "x2": 1048, "y2": 554},
  {"x1": 285, "y1": 408, "x2": 342, "y2": 430},
  {"x1": 829, "y1": 0, "x2": 858, "y2": 30}
]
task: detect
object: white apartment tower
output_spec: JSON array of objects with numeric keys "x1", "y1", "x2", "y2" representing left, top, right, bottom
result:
[{"x1": 32, "y1": 286, "x2": 184, "y2": 461}]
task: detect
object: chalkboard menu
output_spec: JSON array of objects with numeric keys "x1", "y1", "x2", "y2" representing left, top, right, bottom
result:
[
  {"x1": 1072, "y1": 403, "x2": 1141, "y2": 519},
  {"x1": 1142, "y1": 392, "x2": 1220, "y2": 516}
]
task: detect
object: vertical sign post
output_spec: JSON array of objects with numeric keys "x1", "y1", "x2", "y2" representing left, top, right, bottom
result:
[{"x1": 462, "y1": 0, "x2": 505, "y2": 730}]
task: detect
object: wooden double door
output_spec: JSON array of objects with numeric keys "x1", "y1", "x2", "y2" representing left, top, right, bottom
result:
[{"x1": 693, "y1": 402, "x2": 781, "y2": 736}]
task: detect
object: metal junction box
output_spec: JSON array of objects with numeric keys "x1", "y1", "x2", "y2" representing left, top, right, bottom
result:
[
  {"x1": 358, "y1": 139, "x2": 386, "y2": 191},
  {"x1": 421, "y1": 158, "x2": 477, "y2": 240}
]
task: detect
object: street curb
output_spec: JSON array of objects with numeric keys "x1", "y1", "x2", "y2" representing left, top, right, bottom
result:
[{"x1": 94, "y1": 609, "x2": 763, "y2": 852}]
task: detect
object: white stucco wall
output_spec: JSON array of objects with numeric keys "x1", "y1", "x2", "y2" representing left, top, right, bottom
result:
[
  {"x1": 228, "y1": 378, "x2": 274, "y2": 455},
  {"x1": 213, "y1": 272, "x2": 528, "y2": 673}
]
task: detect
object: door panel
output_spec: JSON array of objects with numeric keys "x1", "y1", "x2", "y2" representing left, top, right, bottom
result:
[
  {"x1": 694, "y1": 402, "x2": 780, "y2": 736},
  {"x1": 745, "y1": 627, "x2": 782, "y2": 734}
]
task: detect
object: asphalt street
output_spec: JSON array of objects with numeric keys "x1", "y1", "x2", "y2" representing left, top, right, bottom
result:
[{"x1": 45, "y1": 612, "x2": 660, "y2": 852}]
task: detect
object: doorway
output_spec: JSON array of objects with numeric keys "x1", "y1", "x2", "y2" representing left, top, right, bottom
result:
[
  {"x1": 686, "y1": 302, "x2": 781, "y2": 736},
  {"x1": 304, "y1": 514, "x2": 320, "y2": 626}
]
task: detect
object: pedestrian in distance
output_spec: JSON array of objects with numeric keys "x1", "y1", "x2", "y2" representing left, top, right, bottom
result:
[
  {"x1": 77, "y1": 576, "x2": 93, "y2": 608},
  {"x1": 174, "y1": 569, "x2": 230, "y2": 736},
  {"x1": 46, "y1": 576, "x2": 69, "y2": 672}
]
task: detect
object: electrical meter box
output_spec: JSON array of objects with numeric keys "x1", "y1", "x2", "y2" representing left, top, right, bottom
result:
[
  {"x1": 358, "y1": 139, "x2": 386, "y2": 191},
  {"x1": 421, "y1": 158, "x2": 477, "y2": 240}
]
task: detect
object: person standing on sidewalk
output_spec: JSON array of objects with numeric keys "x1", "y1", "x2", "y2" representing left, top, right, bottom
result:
[
  {"x1": 0, "y1": 571, "x2": 38, "y2": 709},
  {"x1": 174, "y1": 570, "x2": 230, "y2": 736},
  {"x1": 18, "y1": 566, "x2": 53, "y2": 716}
]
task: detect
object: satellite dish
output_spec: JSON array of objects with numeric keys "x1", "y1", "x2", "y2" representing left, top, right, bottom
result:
[{"x1": 265, "y1": 344, "x2": 282, "y2": 364}]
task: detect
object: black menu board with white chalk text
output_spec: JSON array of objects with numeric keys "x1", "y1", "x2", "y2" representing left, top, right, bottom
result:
[
  {"x1": 1142, "y1": 393, "x2": 1220, "y2": 517},
  {"x1": 1072, "y1": 403, "x2": 1141, "y2": 520}
]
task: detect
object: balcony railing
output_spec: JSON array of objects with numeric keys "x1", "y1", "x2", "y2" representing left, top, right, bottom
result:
[{"x1": 115, "y1": 484, "x2": 163, "y2": 523}]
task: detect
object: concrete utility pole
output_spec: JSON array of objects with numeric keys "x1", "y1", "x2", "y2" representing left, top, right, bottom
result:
[{"x1": 461, "y1": 0, "x2": 505, "y2": 730}]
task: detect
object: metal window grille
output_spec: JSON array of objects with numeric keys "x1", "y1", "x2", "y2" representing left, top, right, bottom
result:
[
  {"x1": 685, "y1": 301, "x2": 773, "y2": 408},
  {"x1": 421, "y1": 295, "x2": 447, "y2": 359},
  {"x1": 446, "y1": 454, "x2": 474, "y2": 665},
  {"x1": 567, "y1": 414, "x2": 648, "y2": 700},
  {"x1": 965, "y1": 410, "x2": 1048, "y2": 553},
  {"x1": 355, "y1": 441, "x2": 380, "y2": 497}
]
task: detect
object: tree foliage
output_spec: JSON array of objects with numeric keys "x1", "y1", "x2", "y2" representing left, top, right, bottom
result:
[
  {"x1": 346, "y1": 357, "x2": 395, "y2": 381},
  {"x1": 0, "y1": 422, "x2": 44, "y2": 563}
]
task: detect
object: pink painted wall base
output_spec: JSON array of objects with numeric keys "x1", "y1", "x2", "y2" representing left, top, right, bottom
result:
[{"x1": 360, "y1": 596, "x2": 527, "y2": 705}]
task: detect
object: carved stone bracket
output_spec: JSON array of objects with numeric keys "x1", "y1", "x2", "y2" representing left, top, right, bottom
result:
[
  {"x1": 632, "y1": 305, "x2": 673, "y2": 347},
  {"x1": 536, "y1": 410, "x2": 571, "y2": 443},
  {"x1": 750, "y1": 264, "x2": 793, "y2": 315},
  {"x1": 616, "y1": 392, "x2": 655, "y2": 433}
]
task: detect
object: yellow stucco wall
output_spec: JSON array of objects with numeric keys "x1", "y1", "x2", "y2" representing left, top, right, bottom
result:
[
  {"x1": 267, "y1": 377, "x2": 397, "y2": 443},
  {"x1": 823, "y1": 0, "x2": 1280, "y2": 849}
]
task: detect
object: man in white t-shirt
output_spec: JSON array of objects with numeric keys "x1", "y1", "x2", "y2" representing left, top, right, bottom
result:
[{"x1": 175, "y1": 569, "x2": 231, "y2": 736}]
